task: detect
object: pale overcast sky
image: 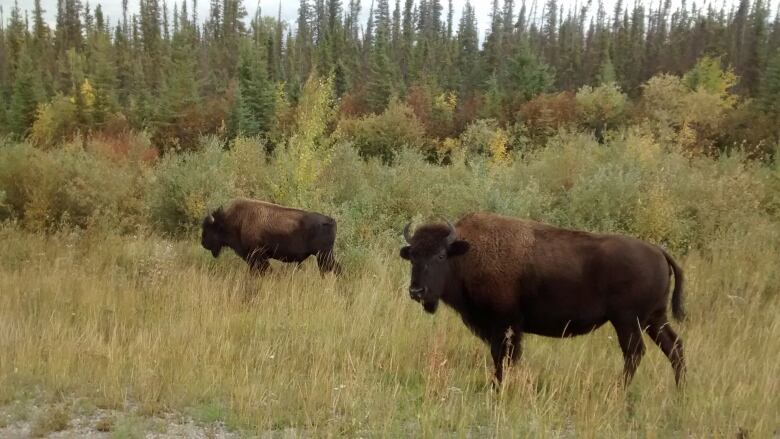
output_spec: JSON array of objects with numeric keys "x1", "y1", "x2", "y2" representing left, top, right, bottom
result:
[{"x1": 3, "y1": 0, "x2": 769, "y2": 39}]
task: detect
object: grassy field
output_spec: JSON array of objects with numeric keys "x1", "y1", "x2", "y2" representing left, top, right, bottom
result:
[{"x1": 0, "y1": 221, "x2": 778, "y2": 437}]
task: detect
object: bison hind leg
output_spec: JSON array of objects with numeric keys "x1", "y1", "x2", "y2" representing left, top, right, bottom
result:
[{"x1": 646, "y1": 315, "x2": 686, "y2": 387}]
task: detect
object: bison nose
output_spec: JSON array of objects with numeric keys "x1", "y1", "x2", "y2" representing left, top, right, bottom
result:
[{"x1": 409, "y1": 286, "x2": 425, "y2": 300}]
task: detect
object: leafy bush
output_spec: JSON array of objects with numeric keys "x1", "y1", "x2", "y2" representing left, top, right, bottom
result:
[
  {"x1": 0, "y1": 142, "x2": 147, "y2": 231},
  {"x1": 227, "y1": 136, "x2": 272, "y2": 199},
  {"x1": 683, "y1": 55, "x2": 738, "y2": 101},
  {"x1": 335, "y1": 98, "x2": 426, "y2": 164},
  {"x1": 404, "y1": 84, "x2": 459, "y2": 139},
  {"x1": 717, "y1": 102, "x2": 778, "y2": 159},
  {"x1": 148, "y1": 137, "x2": 235, "y2": 235},
  {"x1": 153, "y1": 93, "x2": 233, "y2": 154},
  {"x1": 638, "y1": 59, "x2": 739, "y2": 154},
  {"x1": 637, "y1": 74, "x2": 688, "y2": 138},
  {"x1": 517, "y1": 92, "x2": 578, "y2": 144},
  {"x1": 270, "y1": 74, "x2": 338, "y2": 206},
  {"x1": 28, "y1": 94, "x2": 80, "y2": 149},
  {"x1": 575, "y1": 82, "x2": 628, "y2": 137},
  {"x1": 458, "y1": 119, "x2": 511, "y2": 163},
  {"x1": 1, "y1": 121, "x2": 777, "y2": 261}
]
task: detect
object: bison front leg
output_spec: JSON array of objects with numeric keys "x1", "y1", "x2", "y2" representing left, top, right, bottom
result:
[
  {"x1": 245, "y1": 248, "x2": 271, "y2": 275},
  {"x1": 612, "y1": 319, "x2": 646, "y2": 387},
  {"x1": 316, "y1": 250, "x2": 342, "y2": 275},
  {"x1": 490, "y1": 327, "x2": 522, "y2": 390},
  {"x1": 249, "y1": 257, "x2": 270, "y2": 275}
]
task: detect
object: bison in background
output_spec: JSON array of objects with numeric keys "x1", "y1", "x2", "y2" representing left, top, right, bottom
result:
[
  {"x1": 400, "y1": 212, "x2": 685, "y2": 389},
  {"x1": 201, "y1": 198, "x2": 341, "y2": 275}
]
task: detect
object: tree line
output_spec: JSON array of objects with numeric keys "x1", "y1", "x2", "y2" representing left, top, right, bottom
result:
[{"x1": 1, "y1": 0, "x2": 779, "y2": 151}]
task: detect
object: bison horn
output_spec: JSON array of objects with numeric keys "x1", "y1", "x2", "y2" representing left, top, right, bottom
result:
[
  {"x1": 403, "y1": 222, "x2": 413, "y2": 244},
  {"x1": 442, "y1": 217, "x2": 457, "y2": 245},
  {"x1": 206, "y1": 214, "x2": 215, "y2": 225}
]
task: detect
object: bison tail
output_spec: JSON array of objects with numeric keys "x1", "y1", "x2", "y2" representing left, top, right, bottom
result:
[{"x1": 661, "y1": 248, "x2": 686, "y2": 322}]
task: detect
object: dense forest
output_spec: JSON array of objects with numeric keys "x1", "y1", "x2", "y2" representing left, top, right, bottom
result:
[{"x1": 1, "y1": 0, "x2": 779, "y2": 157}]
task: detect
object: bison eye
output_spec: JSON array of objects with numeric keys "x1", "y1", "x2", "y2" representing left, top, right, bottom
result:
[{"x1": 437, "y1": 253, "x2": 446, "y2": 261}]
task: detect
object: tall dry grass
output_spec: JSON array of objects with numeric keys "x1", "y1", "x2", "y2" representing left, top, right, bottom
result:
[{"x1": 0, "y1": 221, "x2": 777, "y2": 436}]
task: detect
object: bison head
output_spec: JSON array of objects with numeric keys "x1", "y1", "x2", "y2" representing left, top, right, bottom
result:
[
  {"x1": 399, "y1": 219, "x2": 470, "y2": 314},
  {"x1": 201, "y1": 207, "x2": 226, "y2": 258}
]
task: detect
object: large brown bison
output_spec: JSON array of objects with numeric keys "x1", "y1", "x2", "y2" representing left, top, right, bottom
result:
[
  {"x1": 201, "y1": 198, "x2": 341, "y2": 274},
  {"x1": 400, "y1": 212, "x2": 685, "y2": 388}
]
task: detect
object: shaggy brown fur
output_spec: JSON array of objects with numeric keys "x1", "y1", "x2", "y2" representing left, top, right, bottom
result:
[
  {"x1": 400, "y1": 212, "x2": 685, "y2": 388},
  {"x1": 202, "y1": 198, "x2": 341, "y2": 274}
]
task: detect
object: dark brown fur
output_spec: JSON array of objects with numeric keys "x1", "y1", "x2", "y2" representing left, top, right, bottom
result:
[
  {"x1": 202, "y1": 198, "x2": 341, "y2": 274},
  {"x1": 400, "y1": 212, "x2": 685, "y2": 388}
]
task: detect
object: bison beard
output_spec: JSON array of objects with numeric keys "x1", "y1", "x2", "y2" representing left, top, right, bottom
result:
[
  {"x1": 420, "y1": 297, "x2": 439, "y2": 314},
  {"x1": 400, "y1": 212, "x2": 686, "y2": 390},
  {"x1": 201, "y1": 198, "x2": 342, "y2": 275}
]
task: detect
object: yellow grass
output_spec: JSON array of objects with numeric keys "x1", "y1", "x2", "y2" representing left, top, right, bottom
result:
[{"x1": 0, "y1": 224, "x2": 778, "y2": 437}]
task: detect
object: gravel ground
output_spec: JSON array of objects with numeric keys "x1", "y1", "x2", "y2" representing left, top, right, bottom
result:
[{"x1": 0, "y1": 402, "x2": 242, "y2": 438}]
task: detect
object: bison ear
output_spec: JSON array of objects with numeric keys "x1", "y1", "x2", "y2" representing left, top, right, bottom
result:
[
  {"x1": 447, "y1": 240, "x2": 470, "y2": 257},
  {"x1": 399, "y1": 246, "x2": 412, "y2": 260}
]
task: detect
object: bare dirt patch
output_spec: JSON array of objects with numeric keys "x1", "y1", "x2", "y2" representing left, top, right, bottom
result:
[{"x1": 0, "y1": 401, "x2": 240, "y2": 438}]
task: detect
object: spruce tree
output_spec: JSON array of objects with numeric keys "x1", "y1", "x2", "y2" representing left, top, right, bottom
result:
[
  {"x1": 742, "y1": 0, "x2": 769, "y2": 94},
  {"x1": 0, "y1": 13, "x2": 8, "y2": 134},
  {"x1": 229, "y1": 40, "x2": 276, "y2": 138},
  {"x1": 456, "y1": 2, "x2": 480, "y2": 96},
  {"x1": 505, "y1": 43, "x2": 553, "y2": 101},
  {"x1": 484, "y1": 0, "x2": 503, "y2": 74},
  {"x1": 87, "y1": 19, "x2": 118, "y2": 124},
  {"x1": 366, "y1": 0, "x2": 395, "y2": 113},
  {"x1": 758, "y1": 52, "x2": 780, "y2": 121},
  {"x1": 9, "y1": 48, "x2": 45, "y2": 138}
]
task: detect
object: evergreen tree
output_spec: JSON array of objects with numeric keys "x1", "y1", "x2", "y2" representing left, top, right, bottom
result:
[
  {"x1": 598, "y1": 56, "x2": 617, "y2": 85},
  {"x1": 6, "y1": 0, "x2": 26, "y2": 75},
  {"x1": 31, "y1": 0, "x2": 48, "y2": 48},
  {"x1": 742, "y1": 0, "x2": 769, "y2": 94},
  {"x1": 9, "y1": 48, "x2": 45, "y2": 138},
  {"x1": 456, "y1": 2, "x2": 480, "y2": 96},
  {"x1": 0, "y1": 10, "x2": 9, "y2": 132},
  {"x1": 758, "y1": 52, "x2": 780, "y2": 122},
  {"x1": 400, "y1": 0, "x2": 414, "y2": 82},
  {"x1": 86, "y1": 14, "x2": 118, "y2": 124},
  {"x1": 229, "y1": 40, "x2": 276, "y2": 138},
  {"x1": 505, "y1": 43, "x2": 553, "y2": 101},
  {"x1": 366, "y1": 0, "x2": 396, "y2": 112},
  {"x1": 2, "y1": 0, "x2": 779, "y2": 145},
  {"x1": 484, "y1": 0, "x2": 503, "y2": 74}
]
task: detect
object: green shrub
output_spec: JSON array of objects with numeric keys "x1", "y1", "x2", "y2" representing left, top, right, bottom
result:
[
  {"x1": 28, "y1": 94, "x2": 80, "y2": 149},
  {"x1": 335, "y1": 98, "x2": 426, "y2": 163},
  {"x1": 228, "y1": 136, "x2": 272, "y2": 199},
  {"x1": 637, "y1": 74, "x2": 688, "y2": 140},
  {"x1": 517, "y1": 92, "x2": 578, "y2": 144},
  {"x1": 575, "y1": 83, "x2": 628, "y2": 136},
  {"x1": 270, "y1": 75, "x2": 338, "y2": 206},
  {"x1": 683, "y1": 55, "x2": 738, "y2": 100},
  {"x1": 458, "y1": 119, "x2": 511, "y2": 161},
  {"x1": 0, "y1": 122, "x2": 777, "y2": 263},
  {"x1": 148, "y1": 137, "x2": 235, "y2": 235},
  {"x1": 638, "y1": 59, "x2": 739, "y2": 154},
  {"x1": 0, "y1": 142, "x2": 147, "y2": 231}
]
